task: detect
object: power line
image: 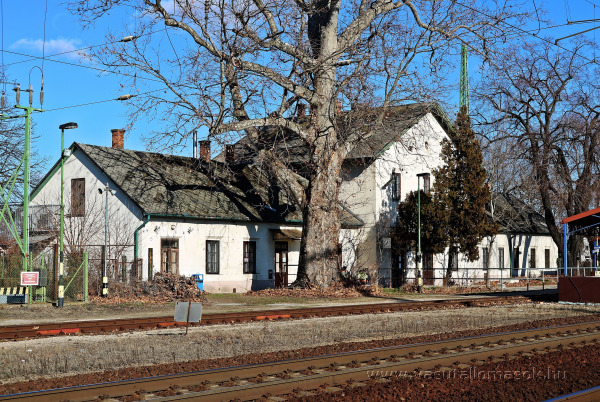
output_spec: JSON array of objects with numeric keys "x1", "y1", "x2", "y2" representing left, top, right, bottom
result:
[
  {"x1": 0, "y1": 48, "x2": 198, "y2": 91},
  {"x1": 455, "y1": 1, "x2": 600, "y2": 66},
  {"x1": 42, "y1": 0, "x2": 48, "y2": 74},
  {"x1": 2, "y1": 29, "x2": 163, "y2": 68},
  {"x1": 41, "y1": 89, "x2": 163, "y2": 112}
]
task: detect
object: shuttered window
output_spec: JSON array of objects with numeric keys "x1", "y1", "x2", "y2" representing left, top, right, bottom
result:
[{"x1": 71, "y1": 178, "x2": 85, "y2": 217}]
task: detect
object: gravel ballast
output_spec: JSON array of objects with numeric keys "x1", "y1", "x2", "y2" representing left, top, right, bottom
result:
[{"x1": 1, "y1": 302, "x2": 599, "y2": 386}]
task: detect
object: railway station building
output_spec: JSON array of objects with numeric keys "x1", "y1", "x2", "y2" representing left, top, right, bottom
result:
[{"x1": 28, "y1": 103, "x2": 557, "y2": 292}]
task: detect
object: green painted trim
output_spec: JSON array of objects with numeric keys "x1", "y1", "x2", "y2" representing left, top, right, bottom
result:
[
  {"x1": 134, "y1": 214, "x2": 151, "y2": 261},
  {"x1": 148, "y1": 212, "x2": 303, "y2": 225}
]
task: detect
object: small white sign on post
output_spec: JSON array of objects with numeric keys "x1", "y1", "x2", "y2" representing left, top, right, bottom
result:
[
  {"x1": 20, "y1": 272, "x2": 39, "y2": 286},
  {"x1": 174, "y1": 301, "x2": 202, "y2": 335}
]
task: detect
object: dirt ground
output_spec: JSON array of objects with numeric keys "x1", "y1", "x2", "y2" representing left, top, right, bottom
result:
[
  {"x1": 0, "y1": 301, "x2": 597, "y2": 387},
  {"x1": 0, "y1": 290, "x2": 510, "y2": 326}
]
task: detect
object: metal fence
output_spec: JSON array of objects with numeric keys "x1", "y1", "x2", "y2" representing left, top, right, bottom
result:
[
  {"x1": 383, "y1": 266, "x2": 562, "y2": 291},
  {"x1": 84, "y1": 245, "x2": 142, "y2": 296},
  {"x1": 0, "y1": 250, "x2": 88, "y2": 303}
]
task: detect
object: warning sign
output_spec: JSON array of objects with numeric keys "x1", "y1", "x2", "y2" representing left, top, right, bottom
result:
[{"x1": 20, "y1": 271, "x2": 39, "y2": 286}]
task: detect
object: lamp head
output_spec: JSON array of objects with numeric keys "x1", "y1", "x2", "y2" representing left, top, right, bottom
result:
[{"x1": 59, "y1": 122, "x2": 78, "y2": 130}]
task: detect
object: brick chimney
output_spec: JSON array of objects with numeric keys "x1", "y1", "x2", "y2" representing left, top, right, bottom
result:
[
  {"x1": 111, "y1": 129, "x2": 125, "y2": 149},
  {"x1": 198, "y1": 140, "x2": 211, "y2": 162},
  {"x1": 225, "y1": 144, "x2": 235, "y2": 164}
]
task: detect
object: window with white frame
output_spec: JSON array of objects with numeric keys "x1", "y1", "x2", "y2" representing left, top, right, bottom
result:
[{"x1": 243, "y1": 241, "x2": 256, "y2": 274}]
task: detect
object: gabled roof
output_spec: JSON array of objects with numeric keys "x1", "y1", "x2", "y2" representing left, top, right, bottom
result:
[
  {"x1": 217, "y1": 102, "x2": 452, "y2": 166},
  {"x1": 78, "y1": 143, "x2": 301, "y2": 222},
  {"x1": 489, "y1": 193, "x2": 550, "y2": 235},
  {"x1": 344, "y1": 102, "x2": 453, "y2": 160},
  {"x1": 32, "y1": 143, "x2": 363, "y2": 227}
]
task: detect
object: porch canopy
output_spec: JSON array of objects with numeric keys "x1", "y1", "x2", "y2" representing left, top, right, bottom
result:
[{"x1": 560, "y1": 206, "x2": 600, "y2": 274}]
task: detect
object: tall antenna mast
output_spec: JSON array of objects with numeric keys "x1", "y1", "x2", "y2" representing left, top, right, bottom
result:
[{"x1": 460, "y1": 44, "x2": 470, "y2": 114}]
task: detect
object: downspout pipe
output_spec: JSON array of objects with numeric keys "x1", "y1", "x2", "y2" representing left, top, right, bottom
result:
[
  {"x1": 134, "y1": 214, "x2": 151, "y2": 275},
  {"x1": 563, "y1": 222, "x2": 568, "y2": 276}
]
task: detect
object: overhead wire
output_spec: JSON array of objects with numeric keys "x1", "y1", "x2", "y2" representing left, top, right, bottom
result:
[
  {"x1": 42, "y1": 0, "x2": 48, "y2": 73},
  {"x1": 454, "y1": 1, "x2": 600, "y2": 67},
  {"x1": 40, "y1": 88, "x2": 164, "y2": 112},
  {"x1": 0, "y1": 48, "x2": 198, "y2": 91},
  {"x1": 2, "y1": 28, "x2": 164, "y2": 68}
]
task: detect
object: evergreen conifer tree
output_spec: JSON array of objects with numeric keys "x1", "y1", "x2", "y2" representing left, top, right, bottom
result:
[{"x1": 432, "y1": 106, "x2": 498, "y2": 262}]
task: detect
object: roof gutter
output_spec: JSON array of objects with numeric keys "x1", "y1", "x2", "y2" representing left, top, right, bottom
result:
[
  {"x1": 134, "y1": 213, "x2": 151, "y2": 263},
  {"x1": 148, "y1": 212, "x2": 303, "y2": 224}
]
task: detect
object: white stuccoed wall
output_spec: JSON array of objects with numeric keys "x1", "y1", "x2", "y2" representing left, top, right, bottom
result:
[
  {"x1": 339, "y1": 112, "x2": 447, "y2": 278},
  {"x1": 30, "y1": 146, "x2": 301, "y2": 293}
]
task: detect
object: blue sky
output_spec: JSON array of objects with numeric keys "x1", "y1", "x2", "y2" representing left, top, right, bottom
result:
[{"x1": 1, "y1": 1, "x2": 599, "y2": 172}]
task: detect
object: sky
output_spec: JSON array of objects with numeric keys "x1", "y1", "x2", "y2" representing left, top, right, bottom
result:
[{"x1": 1, "y1": 0, "x2": 599, "y2": 173}]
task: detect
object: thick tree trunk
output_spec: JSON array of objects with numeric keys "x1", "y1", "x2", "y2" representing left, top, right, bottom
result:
[{"x1": 295, "y1": 151, "x2": 343, "y2": 288}]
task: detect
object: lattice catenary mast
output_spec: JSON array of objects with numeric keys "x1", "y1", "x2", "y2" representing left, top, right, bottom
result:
[{"x1": 460, "y1": 44, "x2": 469, "y2": 114}]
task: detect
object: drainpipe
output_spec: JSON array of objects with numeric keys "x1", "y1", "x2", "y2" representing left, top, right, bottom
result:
[
  {"x1": 563, "y1": 223, "x2": 568, "y2": 276},
  {"x1": 134, "y1": 214, "x2": 151, "y2": 278}
]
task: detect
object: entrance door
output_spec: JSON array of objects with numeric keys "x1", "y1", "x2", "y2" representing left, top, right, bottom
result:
[
  {"x1": 274, "y1": 241, "x2": 288, "y2": 288},
  {"x1": 423, "y1": 253, "x2": 434, "y2": 285},
  {"x1": 161, "y1": 239, "x2": 179, "y2": 274}
]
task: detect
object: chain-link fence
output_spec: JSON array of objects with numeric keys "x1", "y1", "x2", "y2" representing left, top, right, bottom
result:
[{"x1": 0, "y1": 249, "x2": 88, "y2": 303}]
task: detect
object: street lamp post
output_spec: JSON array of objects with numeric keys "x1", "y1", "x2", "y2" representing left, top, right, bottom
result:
[
  {"x1": 57, "y1": 122, "x2": 78, "y2": 308},
  {"x1": 98, "y1": 183, "x2": 116, "y2": 298},
  {"x1": 416, "y1": 172, "x2": 430, "y2": 294}
]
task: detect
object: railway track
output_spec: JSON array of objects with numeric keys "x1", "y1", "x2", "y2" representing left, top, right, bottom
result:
[
  {"x1": 0, "y1": 294, "x2": 547, "y2": 340},
  {"x1": 1, "y1": 319, "x2": 595, "y2": 402}
]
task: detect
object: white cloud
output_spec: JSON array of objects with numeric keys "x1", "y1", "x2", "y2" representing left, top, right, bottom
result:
[{"x1": 10, "y1": 38, "x2": 82, "y2": 59}]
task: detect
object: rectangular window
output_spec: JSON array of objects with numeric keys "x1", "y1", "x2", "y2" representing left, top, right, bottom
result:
[
  {"x1": 391, "y1": 172, "x2": 401, "y2": 201},
  {"x1": 498, "y1": 247, "x2": 505, "y2": 269},
  {"x1": 423, "y1": 175, "x2": 431, "y2": 193},
  {"x1": 545, "y1": 249, "x2": 550, "y2": 268},
  {"x1": 71, "y1": 178, "x2": 85, "y2": 217},
  {"x1": 513, "y1": 247, "x2": 520, "y2": 269},
  {"x1": 243, "y1": 241, "x2": 256, "y2": 274},
  {"x1": 206, "y1": 240, "x2": 220, "y2": 274},
  {"x1": 482, "y1": 247, "x2": 490, "y2": 270},
  {"x1": 530, "y1": 248, "x2": 536, "y2": 269},
  {"x1": 160, "y1": 239, "x2": 179, "y2": 274},
  {"x1": 449, "y1": 252, "x2": 458, "y2": 271}
]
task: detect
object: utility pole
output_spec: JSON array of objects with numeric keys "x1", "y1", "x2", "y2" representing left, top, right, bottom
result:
[
  {"x1": 460, "y1": 44, "x2": 469, "y2": 114},
  {"x1": 99, "y1": 183, "x2": 116, "y2": 297},
  {"x1": 1, "y1": 81, "x2": 43, "y2": 278}
]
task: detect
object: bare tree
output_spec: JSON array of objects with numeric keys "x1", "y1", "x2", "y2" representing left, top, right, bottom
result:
[
  {"x1": 474, "y1": 39, "x2": 600, "y2": 266},
  {"x1": 72, "y1": 0, "x2": 531, "y2": 287}
]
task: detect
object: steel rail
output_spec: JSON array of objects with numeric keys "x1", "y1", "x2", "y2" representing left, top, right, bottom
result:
[
  {"x1": 545, "y1": 385, "x2": 600, "y2": 401},
  {"x1": 0, "y1": 319, "x2": 596, "y2": 402},
  {"x1": 0, "y1": 294, "x2": 542, "y2": 340}
]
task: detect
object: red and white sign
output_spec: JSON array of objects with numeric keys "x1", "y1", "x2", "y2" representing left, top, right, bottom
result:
[{"x1": 20, "y1": 272, "x2": 39, "y2": 286}]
